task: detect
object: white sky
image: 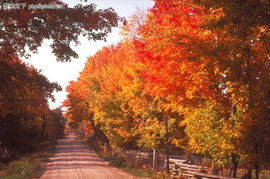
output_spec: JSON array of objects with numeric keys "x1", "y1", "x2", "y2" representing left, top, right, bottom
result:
[{"x1": 22, "y1": 0, "x2": 154, "y2": 109}]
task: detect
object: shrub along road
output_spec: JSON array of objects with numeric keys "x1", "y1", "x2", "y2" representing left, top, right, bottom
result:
[{"x1": 40, "y1": 132, "x2": 139, "y2": 179}]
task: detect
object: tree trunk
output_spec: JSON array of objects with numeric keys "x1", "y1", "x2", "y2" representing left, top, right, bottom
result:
[
  {"x1": 164, "y1": 114, "x2": 170, "y2": 174},
  {"x1": 211, "y1": 167, "x2": 219, "y2": 175},
  {"x1": 242, "y1": 169, "x2": 252, "y2": 179},
  {"x1": 231, "y1": 153, "x2": 240, "y2": 178},
  {"x1": 246, "y1": 43, "x2": 259, "y2": 179},
  {"x1": 220, "y1": 166, "x2": 224, "y2": 176},
  {"x1": 255, "y1": 141, "x2": 259, "y2": 179},
  {"x1": 211, "y1": 161, "x2": 219, "y2": 175}
]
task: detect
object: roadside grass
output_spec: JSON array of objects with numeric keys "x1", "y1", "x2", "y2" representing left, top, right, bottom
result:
[
  {"x1": 82, "y1": 133, "x2": 170, "y2": 179},
  {"x1": 0, "y1": 140, "x2": 56, "y2": 179},
  {"x1": 107, "y1": 155, "x2": 170, "y2": 179},
  {"x1": 85, "y1": 137, "x2": 270, "y2": 179},
  {"x1": 107, "y1": 156, "x2": 153, "y2": 177},
  {"x1": 94, "y1": 147, "x2": 169, "y2": 179}
]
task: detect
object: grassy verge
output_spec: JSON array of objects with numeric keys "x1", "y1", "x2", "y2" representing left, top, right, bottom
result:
[
  {"x1": 90, "y1": 145, "x2": 168, "y2": 179},
  {"x1": 105, "y1": 154, "x2": 169, "y2": 179},
  {"x1": 83, "y1": 133, "x2": 169, "y2": 179},
  {"x1": 0, "y1": 140, "x2": 56, "y2": 179}
]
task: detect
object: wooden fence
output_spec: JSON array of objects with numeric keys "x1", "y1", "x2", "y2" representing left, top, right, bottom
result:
[{"x1": 114, "y1": 149, "x2": 236, "y2": 179}]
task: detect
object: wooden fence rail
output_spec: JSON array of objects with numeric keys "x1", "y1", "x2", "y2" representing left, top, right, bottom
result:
[{"x1": 114, "y1": 149, "x2": 236, "y2": 179}]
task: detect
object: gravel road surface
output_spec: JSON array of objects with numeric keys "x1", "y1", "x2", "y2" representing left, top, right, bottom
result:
[{"x1": 40, "y1": 132, "x2": 139, "y2": 179}]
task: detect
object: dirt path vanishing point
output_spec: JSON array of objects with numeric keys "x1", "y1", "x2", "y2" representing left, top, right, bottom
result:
[{"x1": 40, "y1": 132, "x2": 140, "y2": 179}]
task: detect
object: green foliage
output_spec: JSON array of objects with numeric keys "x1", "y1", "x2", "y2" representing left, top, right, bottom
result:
[
  {"x1": 135, "y1": 117, "x2": 165, "y2": 149},
  {"x1": 99, "y1": 151, "x2": 164, "y2": 179},
  {"x1": 185, "y1": 101, "x2": 242, "y2": 166},
  {"x1": 107, "y1": 155, "x2": 169, "y2": 179},
  {"x1": 6, "y1": 159, "x2": 39, "y2": 178},
  {"x1": 0, "y1": 138, "x2": 56, "y2": 179}
]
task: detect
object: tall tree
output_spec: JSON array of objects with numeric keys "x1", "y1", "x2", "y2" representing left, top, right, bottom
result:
[
  {"x1": 0, "y1": 0, "x2": 123, "y2": 61},
  {"x1": 193, "y1": 0, "x2": 270, "y2": 178},
  {"x1": 135, "y1": 0, "x2": 270, "y2": 177},
  {"x1": 0, "y1": 58, "x2": 61, "y2": 153}
]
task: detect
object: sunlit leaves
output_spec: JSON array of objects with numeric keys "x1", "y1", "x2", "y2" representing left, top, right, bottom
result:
[
  {"x1": 64, "y1": 0, "x2": 270, "y2": 174},
  {"x1": 135, "y1": 0, "x2": 222, "y2": 109},
  {"x1": 185, "y1": 101, "x2": 242, "y2": 166}
]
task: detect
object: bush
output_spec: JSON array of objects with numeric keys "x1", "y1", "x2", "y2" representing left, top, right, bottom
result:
[
  {"x1": 0, "y1": 140, "x2": 55, "y2": 179},
  {"x1": 109, "y1": 156, "x2": 127, "y2": 168},
  {"x1": 0, "y1": 158, "x2": 42, "y2": 179}
]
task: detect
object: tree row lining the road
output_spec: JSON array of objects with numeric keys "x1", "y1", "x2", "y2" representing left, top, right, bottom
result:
[
  {"x1": 63, "y1": 0, "x2": 270, "y2": 179},
  {"x1": 0, "y1": 58, "x2": 64, "y2": 156},
  {"x1": 0, "y1": 0, "x2": 121, "y2": 160}
]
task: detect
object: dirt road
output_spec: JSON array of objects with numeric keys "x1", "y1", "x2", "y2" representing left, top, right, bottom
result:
[{"x1": 40, "y1": 132, "x2": 139, "y2": 179}]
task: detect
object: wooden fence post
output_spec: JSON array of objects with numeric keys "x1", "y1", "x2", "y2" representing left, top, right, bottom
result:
[
  {"x1": 153, "y1": 149, "x2": 156, "y2": 171},
  {"x1": 137, "y1": 152, "x2": 140, "y2": 163}
]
